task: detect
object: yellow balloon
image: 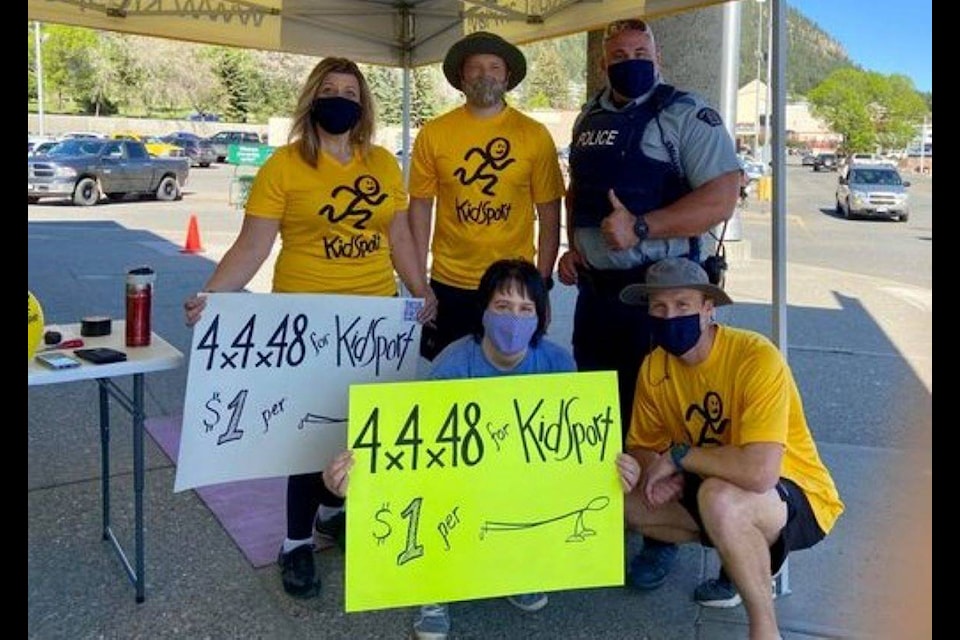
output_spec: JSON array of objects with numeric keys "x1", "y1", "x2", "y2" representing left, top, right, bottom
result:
[{"x1": 28, "y1": 291, "x2": 44, "y2": 361}]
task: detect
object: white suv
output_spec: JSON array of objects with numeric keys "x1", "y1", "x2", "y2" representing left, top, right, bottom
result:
[
  {"x1": 207, "y1": 130, "x2": 263, "y2": 163},
  {"x1": 835, "y1": 163, "x2": 911, "y2": 222}
]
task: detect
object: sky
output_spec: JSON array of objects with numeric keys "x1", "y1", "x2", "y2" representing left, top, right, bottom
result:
[{"x1": 787, "y1": 0, "x2": 932, "y2": 93}]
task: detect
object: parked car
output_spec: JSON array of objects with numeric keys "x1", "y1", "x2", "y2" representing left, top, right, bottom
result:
[
  {"x1": 141, "y1": 135, "x2": 187, "y2": 158},
  {"x1": 187, "y1": 112, "x2": 221, "y2": 122},
  {"x1": 207, "y1": 130, "x2": 263, "y2": 163},
  {"x1": 29, "y1": 140, "x2": 59, "y2": 157},
  {"x1": 111, "y1": 132, "x2": 185, "y2": 159},
  {"x1": 847, "y1": 153, "x2": 878, "y2": 165},
  {"x1": 28, "y1": 138, "x2": 190, "y2": 206},
  {"x1": 835, "y1": 163, "x2": 910, "y2": 222},
  {"x1": 813, "y1": 152, "x2": 838, "y2": 172},
  {"x1": 161, "y1": 132, "x2": 216, "y2": 168},
  {"x1": 739, "y1": 157, "x2": 767, "y2": 183},
  {"x1": 800, "y1": 153, "x2": 817, "y2": 167},
  {"x1": 57, "y1": 131, "x2": 107, "y2": 141}
]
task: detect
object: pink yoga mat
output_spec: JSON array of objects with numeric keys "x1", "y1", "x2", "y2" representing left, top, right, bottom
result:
[{"x1": 145, "y1": 415, "x2": 286, "y2": 569}]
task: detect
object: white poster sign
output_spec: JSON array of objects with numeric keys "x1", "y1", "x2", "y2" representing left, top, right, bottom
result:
[{"x1": 174, "y1": 292, "x2": 423, "y2": 492}]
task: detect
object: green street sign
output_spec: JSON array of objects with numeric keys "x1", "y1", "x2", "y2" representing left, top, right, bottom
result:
[{"x1": 227, "y1": 144, "x2": 275, "y2": 166}]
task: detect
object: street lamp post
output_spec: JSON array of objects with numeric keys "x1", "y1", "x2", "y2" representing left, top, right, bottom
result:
[
  {"x1": 919, "y1": 115, "x2": 927, "y2": 173},
  {"x1": 754, "y1": 0, "x2": 765, "y2": 159},
  {"x1": 34, "y1": 21, "x2": 45, "y2": 136},
  {"x1": 763, "y1": 0, "x2": 773, "y2": 165}
]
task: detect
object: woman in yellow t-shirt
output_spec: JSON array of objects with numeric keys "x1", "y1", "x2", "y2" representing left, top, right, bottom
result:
[{"x1": 182, "y1": 57, "x2": 436, "y2": 600}]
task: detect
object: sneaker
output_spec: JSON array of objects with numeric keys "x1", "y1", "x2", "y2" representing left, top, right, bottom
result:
[
  {"x1": 693, "y1": 569, "x2": 784, "y2": 608},
  {"x1": 315, "y1": 510, "x2": 346, "y2": 551},
  {"x1": 626, "y1": 539, "x2": 679, "y2": 590},
  {"x1": 694, "y1": 573, "x2": 741, "y2": 608},
  {"x1": 277, "y1": 544, "x2": 320, "y2": 598},
  {"x1": 412, "y1": 603, "x2": 450, "y2": 640},
  {"x1": 506, "y1": 592, "x2": 549, "y2": 612}
]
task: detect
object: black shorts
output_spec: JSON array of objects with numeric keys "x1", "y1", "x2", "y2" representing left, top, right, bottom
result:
[{"x1": 679, "y1": 473, "x2": 825, "y2": 575}]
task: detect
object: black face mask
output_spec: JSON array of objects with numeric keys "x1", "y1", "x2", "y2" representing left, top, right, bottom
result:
[
  {"x1": 607, "y1": 58, "x2": 658, "y2": 100},
  {"x1": 310, "y1": 96, "x2": 362, "y2": 135},
  {"x1": 649, "y1": 313, "x2": 702, "y2": 357}
]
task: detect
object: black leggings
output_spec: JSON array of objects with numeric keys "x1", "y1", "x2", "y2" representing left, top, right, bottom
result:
[
  {"x1": 286, "y1": 472, "x2": 344, "y2": 540},
  {"x1": 419, "y1": 279, "x2": 481, "y2": 362},
  {"x1": 572, "y1": 267, "x2": 654, "y2": 442}
]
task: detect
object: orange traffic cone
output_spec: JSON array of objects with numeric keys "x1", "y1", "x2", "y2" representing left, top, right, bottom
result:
[{"x1": 181, "y1": 214, "x2": 204, "y2": 254}]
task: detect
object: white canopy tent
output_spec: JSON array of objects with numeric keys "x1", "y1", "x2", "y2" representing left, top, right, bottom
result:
[{"x1": 27, "y1": 0, "x2": 788, "y2": 348}]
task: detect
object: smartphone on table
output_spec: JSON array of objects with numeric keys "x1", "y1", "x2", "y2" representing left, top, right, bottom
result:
[
  {"x1": 74, "y1": 348, "x2": 128, "y2": 364},
  {"x1": 35, "y1": 352, "x2": 83, "y2": 370}
]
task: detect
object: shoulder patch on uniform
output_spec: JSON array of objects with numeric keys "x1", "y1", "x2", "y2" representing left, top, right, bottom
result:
[{"x1": 696, "y1": 107, "x2": 722, "y2": 127}]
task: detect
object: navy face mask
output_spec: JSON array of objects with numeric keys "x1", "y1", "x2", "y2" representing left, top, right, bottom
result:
[
  {"x1": 310, "y1": 96, "x2": 362, "y2": 135},
  {"x1": 607, "y1": 59, "x2": 657, "y2": 100},
  {"x1": 650, "y1": 313, "x2": 702, "y2": 357}
]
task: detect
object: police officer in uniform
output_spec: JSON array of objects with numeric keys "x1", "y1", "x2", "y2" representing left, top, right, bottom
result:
[{"x1": 558, "y1": 18, "x2": 740, "y2": 445}]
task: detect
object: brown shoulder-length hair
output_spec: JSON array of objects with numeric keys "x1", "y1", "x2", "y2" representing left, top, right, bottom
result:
[{"x1": 288, "y1": 57, "x2": 376, "y2": 167}]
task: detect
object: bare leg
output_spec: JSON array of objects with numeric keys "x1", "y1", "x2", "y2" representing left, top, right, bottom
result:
[{"x1": 696, "y1": 478, "x2": 787, "y2": 640}]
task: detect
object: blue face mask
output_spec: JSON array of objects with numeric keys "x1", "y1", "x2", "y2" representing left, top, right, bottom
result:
[
  {"x1": 607, "y1": 59, "x2": 657, "y2": 100},
  {"x1": 310, "y1": 96, "x2": 362, "y2": 135},
  {"x1": 650, "y1": 313, "x2": 702, "y2": 357},
  {"x1": 482, "y1": 310, "x2": 538, "y2": 356}
]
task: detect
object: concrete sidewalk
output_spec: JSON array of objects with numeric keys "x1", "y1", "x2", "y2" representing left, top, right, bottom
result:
[{"x1": 27, "y1": 219, "x2": 931, "y2": 639}]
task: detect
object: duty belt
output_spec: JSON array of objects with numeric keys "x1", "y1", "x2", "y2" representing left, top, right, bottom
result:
[{"x1": 577, "y1": 264, "x2": 651, "y2": 300}]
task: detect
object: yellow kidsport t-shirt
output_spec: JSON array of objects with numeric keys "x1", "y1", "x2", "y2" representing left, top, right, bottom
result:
[
  {"x1": 245, "y1": 143, "x2": 406, "y2": 295},
  {"x1": 408, "y1": 105, "x2": 565, "y2": 289},
  {"x1": 628, "y1": 325, "x2": 845, "y2": 536}
]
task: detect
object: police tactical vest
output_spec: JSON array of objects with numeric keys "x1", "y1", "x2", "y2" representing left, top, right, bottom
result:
[{"x1": 569, "y1": 84, "x2": 700, "y2": 259}]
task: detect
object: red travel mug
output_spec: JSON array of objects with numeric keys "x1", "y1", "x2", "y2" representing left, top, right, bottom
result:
[{"x1": 125, "y1": 266, "x2": 155, "y2": 347}]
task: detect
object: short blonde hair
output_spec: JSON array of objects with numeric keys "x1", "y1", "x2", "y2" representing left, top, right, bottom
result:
[{"x1": 603, "y1": 18, "x2": 656, "y2": 48}]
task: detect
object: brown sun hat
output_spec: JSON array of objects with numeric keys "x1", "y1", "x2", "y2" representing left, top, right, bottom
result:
[
  {"x1": 620, "y1": 257, "x2": 733, "y2": 306},
  {"x1": 442, "y1": 31, "x2": 527, "y2": 91}
]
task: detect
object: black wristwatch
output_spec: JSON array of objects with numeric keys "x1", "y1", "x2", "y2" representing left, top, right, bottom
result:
[
  {"x1": 633, "y1": 214, "x2": 650, "y2": 242},
  {"x1": 542, "y1": 275, "x2": 555, "y2": 291},
  {"x1": 670, "y1": 443, "x2": 691, "y2": 470}
]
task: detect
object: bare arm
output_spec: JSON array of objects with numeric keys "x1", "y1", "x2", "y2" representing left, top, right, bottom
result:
[
  {"x1": 183, "y1": 215, "x2": 278, "y2": 326},
  {"x1": 646, "y1": 170, "x2": 740, "y2": 237},
  {"x1": 674, "y1": 442, "x2": 784, "y2": 494},
  {"x1": 204, "y1": 216, "x2": 279, "y2": 291},
  {"x1": 534, "y1": 199, "x2": 561, "y2": 281},
  {"x1": 388, "y1": 210, "x2": 438, "y2": 323},
  {"x1": 556, "y1": 183, "x2": 585, "y2": 285},
  {"x1": 408, "y1": 196, "x2": 435, "y2": 274}
]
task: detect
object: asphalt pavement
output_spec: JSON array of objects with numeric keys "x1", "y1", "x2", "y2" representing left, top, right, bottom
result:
[{"x1": 27, "y1": 196, "x2": 931, "y2": 639}]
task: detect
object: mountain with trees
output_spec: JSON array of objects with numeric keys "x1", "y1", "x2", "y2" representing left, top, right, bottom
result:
[{"x1": 739, "y1": 1, "x2": 853, "y2": 99}]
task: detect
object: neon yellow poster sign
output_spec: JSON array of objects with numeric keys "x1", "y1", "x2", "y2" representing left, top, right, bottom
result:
[{"x1": 344, "y1": 371, "x2": 622, "y2": 612}]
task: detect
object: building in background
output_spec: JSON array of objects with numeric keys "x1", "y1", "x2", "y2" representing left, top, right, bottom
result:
[{"x1": 735, "y1": 80, "x2": 841, "y2": 155}]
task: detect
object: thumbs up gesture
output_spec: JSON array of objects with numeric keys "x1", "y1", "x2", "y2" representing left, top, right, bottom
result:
[{"x1": 601, "y1": 189, "x2": 642, "y2": 251}]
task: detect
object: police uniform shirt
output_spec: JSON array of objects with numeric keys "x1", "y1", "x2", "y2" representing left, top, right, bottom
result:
[
  {"x1": 245, "y1": 143, "x2": 407, "y2": 295},
  {"x1": 409, "y1": 105, "x2": 566, "y2": 290},
  {"x1": 573, "y1": 85, "x2": 740, "y2": 271}
]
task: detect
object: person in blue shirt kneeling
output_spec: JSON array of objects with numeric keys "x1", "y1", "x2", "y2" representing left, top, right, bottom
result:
[{"x1": 323, "y1": 257, "x2": 575, "y2": 639}]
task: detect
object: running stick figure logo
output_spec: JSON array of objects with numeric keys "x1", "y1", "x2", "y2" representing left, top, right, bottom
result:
[
  {"x1": 453, "y1": 137, "x2": 515, "y2": 196},
  {"x1": 318, "y1": 174, "x2": 387, "y2": 229},
  {"x1": 685, "y1": 391, "x2": 730, "y2": 446}
]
